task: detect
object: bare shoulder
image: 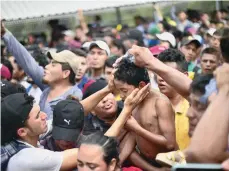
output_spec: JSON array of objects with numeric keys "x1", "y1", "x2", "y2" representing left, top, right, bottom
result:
[
  {"x1": 151, "y1": 91, "x2": 174, "y2": 116},
  {"x1": 149, "y1": 90, "x2": 171, "y2": 105}
]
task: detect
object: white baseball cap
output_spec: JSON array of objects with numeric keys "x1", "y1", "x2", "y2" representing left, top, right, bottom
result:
[
  {"x1": 62, "y1": 30, "x2": 75, "y2": 38},
  {"x1": 207, "y1": 28, "x2": 216, "y2": 36},
  {"x1": 89, "y1": 40, "x2": 110, "y2": 56},
  {"x1": 156, "y1": 32, "x2": 176, "y2": 47}
]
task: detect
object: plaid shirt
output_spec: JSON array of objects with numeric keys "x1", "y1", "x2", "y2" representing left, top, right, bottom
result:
[{"x1": 1, "y1": 141, "x2": 28, "y2": 171}]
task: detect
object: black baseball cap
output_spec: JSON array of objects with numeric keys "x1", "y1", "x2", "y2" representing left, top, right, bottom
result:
[
  {"x1": 126, "y1": 29, "x2": 144, "y2": 46},
  {"x1": 1, "y1": 80, "x2": 26, "y2": 98},
  {"x1": 52, "y1": 100, "x2": 84, "y2": 142},
  {"x1": 1, "y1": 93, "x2": 34, "y2": 144},
  {"x1": 83, "y1": 78, "x2": 107, "y2": 100}
]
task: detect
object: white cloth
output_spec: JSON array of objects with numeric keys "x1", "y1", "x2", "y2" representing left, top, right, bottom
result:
[
  {"x1": 28, "y1": 86, "x2": 42, "y2": 104},
  {"x1": 6, "y1": 148, "x2": 63, "y2": 171}
]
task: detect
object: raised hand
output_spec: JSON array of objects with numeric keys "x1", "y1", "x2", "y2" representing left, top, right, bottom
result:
[
  {"x1": 1, "y1": 20, "x2": 6, "y2": 37},
  {"x1": 124, "y1": 83, "x2": 150, "y2": 111},
  {"x1": 214, "y1": 63, "x2": 229, "y2": 91}
]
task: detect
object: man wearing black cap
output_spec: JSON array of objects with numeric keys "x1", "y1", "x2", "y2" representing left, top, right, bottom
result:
[
  {"x1": 123, "y1": 29, "x2": 144, "y2": 50},
  {"x1": 41, "y1": 99, "x2": 84, "y2": 151},
  {"x1": 2, "y1": 84, "x2": 150, "y2": 171},
  {"x1": 1, "y1": 80, "x2": 26, "y2": 98}
]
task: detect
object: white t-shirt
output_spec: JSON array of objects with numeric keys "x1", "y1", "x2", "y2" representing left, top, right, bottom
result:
[{"x1": 6, "y1": 148, "x2": 63, "y2": 171}]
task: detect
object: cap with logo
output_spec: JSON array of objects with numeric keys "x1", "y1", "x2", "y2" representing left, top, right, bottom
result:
[
  {"x1": 47, "y1": 50, "x2": 79, "y2": 75},
  {"x1": 52, "y1": 99, "x2": 84, "y2": 142},
  {"x1": 89, "y1": 40, "x2": 110, "y2": 56},
  {"x1": 156, "y1": 32, "x2": 176, "y2": 47}
]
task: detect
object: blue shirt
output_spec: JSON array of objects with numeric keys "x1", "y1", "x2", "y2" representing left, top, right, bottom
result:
[{"x1": 3, "y1": 31, "x2": 82, "y2": 119}]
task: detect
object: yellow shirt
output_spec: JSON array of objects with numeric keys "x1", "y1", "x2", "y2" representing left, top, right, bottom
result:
[{"x1": 174, "y1": 99, "x2": 190, "y2": 150}]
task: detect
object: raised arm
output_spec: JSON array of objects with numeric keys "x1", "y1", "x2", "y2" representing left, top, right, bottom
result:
[
  {"x1": 105, "y1": 84, "x2": 150, "y2": 137},
  {"x1": 128, "y1": 45, "x2": 192, "y2": 99},
  {"x1": 77, "y1": 9, "x2": 89, "y2": 34},
  {"x1": 1, "y1": 21, "x2": 46, "y2": 90},
  {"x1": 80, "y1": 75, "x2": 115, "y2": 115},
  {"x1": 185, "y1": 64, "x2": 229, "y2": 163}
]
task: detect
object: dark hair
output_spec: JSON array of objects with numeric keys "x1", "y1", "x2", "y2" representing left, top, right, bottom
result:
[
  {"x1": 190, "y1": 74, "x2": 213, "y2": 95},
  {"x1": 158, "y1": 48, "x2": 188, "y2": 72},
  {"x1": 80, "y1": 132, "x2": 119, "y2": 165},
  {"x1": 70, "y1": 48, "x2": 87, "y2": 57},
  {"x1": 201, "y1": 47, "x2": 220, "y2": 60},
  {"x1": 221, "y1": 37, "x2": 229, "y2": 63},
  {"x1": 105, "y1": 56, "x2": 119, "y2": 68},
  {"x1": 114, "y1": 58, "x2": 150, "y2": 87},
  {"x1": 219, "y1": 28, "x2": 229, "y2": 63},
  {"x1": 111, "y1": 39, "x2": 126, "y2": 55},
  {"x1": 61, "y1": 63, "x2": 76, "y2": 85},
  {"x1": 159, "y1": 21, "x2": 171, "y2": 32}
]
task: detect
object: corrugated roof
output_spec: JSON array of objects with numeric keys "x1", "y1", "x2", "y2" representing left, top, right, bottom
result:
[{"x1": 2, "y1": 0, "x2": 157, "y2": 21}]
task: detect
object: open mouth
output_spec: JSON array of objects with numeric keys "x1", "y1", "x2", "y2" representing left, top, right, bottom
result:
[{"x1": 104, "y1": 103, "x2": 113, "y2": 110}]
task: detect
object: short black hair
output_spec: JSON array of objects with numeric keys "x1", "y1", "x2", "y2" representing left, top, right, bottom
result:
[
  {"x1": 220, "y1": 29, "x2": 229, "y2": 63},
  {"x1": 201, "y1": 47, "x2": 220, "y2": 60},
  {"x1": 158, "y1": 48, "x2": 188, "y2": 72},
  {"x1": 105, "y1": 55, "x2": 119, "y2": 68},
  {"x1": 111, "y1": 39, "x2": 126, "y2": 55},
  {"x1": 190, "y1": 74, "x2": 213, "y2": 95},
  {"x1": 70, "y1": 48, "x2": 87, "y2": 57},
  {"x1": 114, "y1": 58, "x2": 150, "y2": 87}
]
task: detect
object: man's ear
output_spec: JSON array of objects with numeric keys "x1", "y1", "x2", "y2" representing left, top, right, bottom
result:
[
  {"x1": 17, "y1": 128, "x2": 27, "y2": 138},
  {"x1": 139, "y1": 81, "x2": 146, "y2": 89},
  {"x1": 63, "y1": 70, "x2": 71, "y2": 79}
]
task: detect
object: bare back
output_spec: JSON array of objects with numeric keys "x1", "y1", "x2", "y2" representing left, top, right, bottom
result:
[{"x1": 133, "y1": 90, "x2": 176, "y2": 159}]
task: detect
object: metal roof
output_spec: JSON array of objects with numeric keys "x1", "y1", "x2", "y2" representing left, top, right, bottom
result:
[{"x1": 1, "y1": 0, "x2": 157, "y2": 21}]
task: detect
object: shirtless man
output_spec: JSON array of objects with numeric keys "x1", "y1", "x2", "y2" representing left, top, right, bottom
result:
[{"x1": 114, "y1": 58, "x2": 177, "y2": 167}]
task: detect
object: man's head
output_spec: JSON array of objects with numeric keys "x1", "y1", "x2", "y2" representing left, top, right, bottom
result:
[
  {"x1": 157, "y1": 48, "x2": 188, "y2": 98},
  {"x1": 110, "y1": 39, "x2": 126, "y2": 57},
  {"x1": 71, "y1": 48, "x2": 88, "y2": 81},
  {"x1": 179, "y1": 36, "x2": 202, "y2": 62},
  {"x1": 187, "y1": 74, "x2": 213, "y2": 137},
  {"x1": 63, "y1": 30, "x2": 75, "y2": 42},
  {"x1": 87, "y1": 41, "x2": 110, "y2": 70},
  {"x1": 104, "y1": 56, "x2": 119, "y2": 82},
  {"x1": 43, "y1": 50, "x2": 80, "y2": 85},
  {"x1": 1, "y1": 80, "x2": 26, "y2": 98},
  {"x1": 124, "y1": 29, "x2": 144, "y2": 49},
  {"x1": 75, "y1": 26, "x2": 86, "y2": 41},
  {"x1": 114, "y1": 58, "x2": 150, "y2": 100},
  {"x1": 210, "y1": 28, "x2": 229, "y2": 50},
  {"x1": 1, "y1": 93, "x2": 47, "y2": 145},
  {"x1": 53, "y1": 99, "x2": 84, "y2": 150},
  {"x1": 156, "y1": 32, "x2": 176, "y2": 48},
  {"x1": 83, "y1": 79, "x2": 118, "y2": 121},
  {"x1": 178, "y1": 11, "x2": 187, "y2": 22},
  {"x1": 200, "y1": 47, "x2": 220, "y2": 74}
]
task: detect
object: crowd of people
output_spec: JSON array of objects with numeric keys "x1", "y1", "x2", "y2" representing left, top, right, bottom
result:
[{"x1": 1, "y1": 4, "x2": 229, "y2": 171}]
